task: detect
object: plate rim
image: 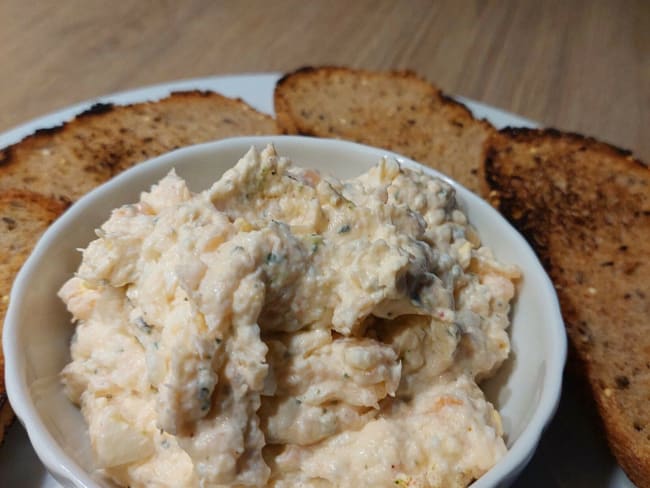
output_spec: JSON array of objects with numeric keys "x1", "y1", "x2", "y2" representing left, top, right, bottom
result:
[{"x1": 0, "y1": 72, "x2": 537, "y2": 151}]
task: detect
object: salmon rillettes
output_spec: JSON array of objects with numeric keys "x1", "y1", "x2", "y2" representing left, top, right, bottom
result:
[{"x1": 60, "y1": 145, "x2": 519, "y2": 487}]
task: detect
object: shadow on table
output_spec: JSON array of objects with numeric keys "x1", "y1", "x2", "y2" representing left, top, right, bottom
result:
[
  {"x1": 0, "y1": 420, "x2": 54, "y2": 487},
  {"x1": 513, "y1": 368, "x2": 635, "y2": 488}
]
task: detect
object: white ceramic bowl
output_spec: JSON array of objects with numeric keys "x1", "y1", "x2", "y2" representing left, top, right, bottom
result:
[{"x1": 4, "y1": 136, "x2": 566, "y2": 488}]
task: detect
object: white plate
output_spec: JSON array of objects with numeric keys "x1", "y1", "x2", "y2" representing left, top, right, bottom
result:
[{"x1": 0, "y1": 74, "x2": 636, "y2": 488}]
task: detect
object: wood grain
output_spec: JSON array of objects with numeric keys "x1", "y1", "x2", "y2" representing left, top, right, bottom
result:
[
  {"x1": 0, "y1": 1, "x2": 648, "y2": 486},
  {"x1": 0, "y1": 0, "x2": 647, "y2": 161}
]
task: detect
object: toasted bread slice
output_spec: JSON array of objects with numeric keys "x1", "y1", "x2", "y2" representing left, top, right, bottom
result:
[
  {"x1": 484, "y1": 128, "x2": 650, "y2": 487},
  {"x1": 274, "y1": 66, "x2": 495, "y2": 194},
  {"x1": 0, "y1": 190, "x2": 68, "y2": 443},
  {"x1": 0, "y1": 91, "x2": 279, "y2": 204}
]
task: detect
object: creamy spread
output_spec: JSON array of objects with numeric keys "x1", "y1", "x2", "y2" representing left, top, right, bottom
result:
[{"x1": 60, "y1": 145, "x2": 520, "y2": 488}]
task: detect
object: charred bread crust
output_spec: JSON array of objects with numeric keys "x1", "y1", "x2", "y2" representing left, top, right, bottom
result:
[{"x1": 495, "y1": 127, "x2": 642, "y2": 166}]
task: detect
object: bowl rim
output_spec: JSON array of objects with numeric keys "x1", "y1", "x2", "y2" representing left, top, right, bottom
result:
[{"x1": 3, "y1": 135, "x2": 567, "y2": 487}]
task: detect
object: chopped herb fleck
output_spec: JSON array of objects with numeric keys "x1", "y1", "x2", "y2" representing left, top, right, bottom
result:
[
  {"x1": 309, "y1": 233, "x2": 324, "y2": 253},
  {"x1": 447, "y1": 323, "x2": 461, "y2": 339},
  {"x1": 215, "y1": 337, "x2": 222, "y2": 344},
  {"x1": 199, "y1": 387, "x2": 211, "y2": 411},
  {"x1": 135, "y1": 316, "x2": 153, "y2": 334},
  {"x1": 338, "y1": 224, "x2": 351, "y2": 234},
  {"x1": 266, "y1": 252, "x2": 282, "y2": 264},
  {"x1": 343, "y1": 373, "x2": 351, "y2": 379}
]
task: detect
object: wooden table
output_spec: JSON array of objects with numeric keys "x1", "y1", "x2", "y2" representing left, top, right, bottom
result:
[
  {"x1": 1, "y1": 0, "x2": 648, "y2": 162},
  {"x1": 0, "y1": 1, "x2": 646, "y2": 487}
]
